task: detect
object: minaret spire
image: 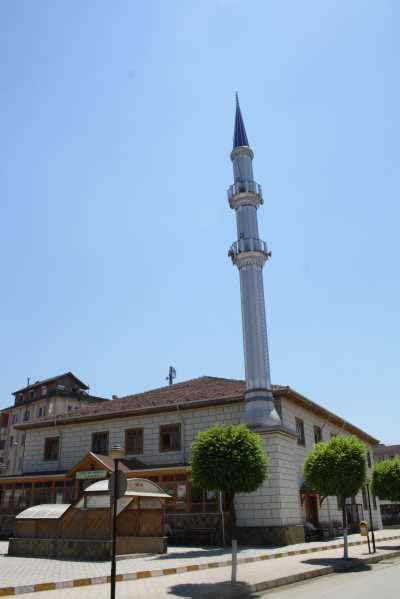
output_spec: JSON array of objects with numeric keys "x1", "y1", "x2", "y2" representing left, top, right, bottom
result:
[
  {"x1": 228, "y1": 97, "x2": 281, "y2": 429},
  {"x1": 233, "y1": 93, "x2": 249, "y2": 148}
]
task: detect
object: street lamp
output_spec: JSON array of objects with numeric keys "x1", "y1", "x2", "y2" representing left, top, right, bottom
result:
[{"x1": 110, "y1": 443, "x2": 125, "y2": 599}]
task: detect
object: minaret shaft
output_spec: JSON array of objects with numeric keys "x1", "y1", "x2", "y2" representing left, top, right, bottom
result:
[
  {"x1": 239, "y1": 264, "x2": 270, "y2": 391},
  {"x1": 228, "y1": 97, "x2": 281, "y2": 428}
]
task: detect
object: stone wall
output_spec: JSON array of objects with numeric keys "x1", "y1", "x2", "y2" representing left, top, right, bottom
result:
[
  {"x1": 23, "y1": 403, "x2": 244, "y2": 473},
  {"x1": 21, "y1": 394, "x2": 383, "y2": 535},
  {"x1": 280, "y1": 397, "x2": 382, "y2": 530}
]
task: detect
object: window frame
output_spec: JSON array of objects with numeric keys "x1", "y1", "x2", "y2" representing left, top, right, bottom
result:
[
  {"x1": 43, "y1": 436, "x2": 60, "y2": 461},
  {"x1": 125, "y1": 428, "x2": 144, "y2": 455},
  {"x1": 313, "y1": 425, "x2": 322, "y2": 444},
  {"x1": 91, "y1": 431, "x2": 109, "y2": 456},
  {"x1": 295, "y1": 417, "x2": 305, "y2": 447},
  {"x1": 160, "y1": 423, "x2": 181, "y2": 453}
]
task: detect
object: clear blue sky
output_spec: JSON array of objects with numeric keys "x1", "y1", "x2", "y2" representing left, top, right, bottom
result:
[{"x1": 1, "y1": 1, "x2": 399, "y2": 443}]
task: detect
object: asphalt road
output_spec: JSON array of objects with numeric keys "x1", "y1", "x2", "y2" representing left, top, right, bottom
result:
[{"x1": 260, "y1": 556, "x2": 400, "y2": 599}]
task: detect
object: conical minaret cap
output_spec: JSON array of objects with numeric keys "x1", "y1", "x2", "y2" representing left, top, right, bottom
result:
[{"x1": 233, "y1": 93, "x2": 249, "y2": 149}]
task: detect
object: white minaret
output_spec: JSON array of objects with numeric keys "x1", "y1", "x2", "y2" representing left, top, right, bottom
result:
[{"x1": 228, "y1": 95, "x2": 281, "y2": 428}]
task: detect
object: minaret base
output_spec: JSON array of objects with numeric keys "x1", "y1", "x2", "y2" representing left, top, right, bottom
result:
[{"x1": 243, "y1": 389, "x2": 281, "y2": 428}]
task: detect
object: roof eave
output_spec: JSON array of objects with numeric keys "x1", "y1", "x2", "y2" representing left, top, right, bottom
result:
[
  {"x1": 15, "y1": 393, "x2": 245, "y2": 431},
  {"x1": 279, "y1": 387, "x2": 380, "y2": 445}
]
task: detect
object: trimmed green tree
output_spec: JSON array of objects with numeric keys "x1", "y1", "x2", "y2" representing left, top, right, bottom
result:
[
  {"x1": 190, "y1": 424, "x2": 269, "y2": 539},
  {"x1": 304, "y1": 435, "x2": 367, "y2": 558},
  {"x1": 372, "y1": 458, "x2": 400, "y2": 502}
]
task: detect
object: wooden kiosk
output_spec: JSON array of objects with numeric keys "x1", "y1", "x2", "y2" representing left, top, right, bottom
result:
[{"x1": 9, "y1": 478, "x2": 170, "y2": 559}]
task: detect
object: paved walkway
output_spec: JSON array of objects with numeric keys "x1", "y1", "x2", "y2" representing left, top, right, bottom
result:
[
  {"x1": 0, "y1": 528, "x2": 398, "y2": 591},
  {"x1": 4, "y1": 535, "x2": 400, "y2": 598}
]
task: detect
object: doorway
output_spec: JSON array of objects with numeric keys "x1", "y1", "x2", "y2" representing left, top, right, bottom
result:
[{"x1": 304, "y1": 494, "x2": 319, "y2": 527}]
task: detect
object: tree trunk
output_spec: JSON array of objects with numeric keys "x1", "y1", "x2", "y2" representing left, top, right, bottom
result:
[
  {"x1": 342, "y1": 498, "x2": 349, "y2": 559},
  {"x1": 226, "y1": 492, "x2": 236, "y2": 541}
]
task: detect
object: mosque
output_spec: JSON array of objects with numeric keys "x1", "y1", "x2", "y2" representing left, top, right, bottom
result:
[{"x1": 0, "y1": 99, "x2": 382, "y2": 544}]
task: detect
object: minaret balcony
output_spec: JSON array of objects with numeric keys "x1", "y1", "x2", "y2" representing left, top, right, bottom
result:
[
  {"x1": 228, "y1": 237, "x2": 271, "y2": 262},
  {"x1": 227, "y1": 180, "x2": 263, "y2": 201}
]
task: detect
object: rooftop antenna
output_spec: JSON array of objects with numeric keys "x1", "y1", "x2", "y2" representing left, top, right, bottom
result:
[
  {"x1": 27, "y1": 377, "x2": 30, "y2": 387},
  {"x1": 166, "y1": 367, "x2": 176, "y2": 386}
]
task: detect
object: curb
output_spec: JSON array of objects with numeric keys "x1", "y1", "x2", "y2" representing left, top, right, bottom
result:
[
  {"x1": 0, "y1": 534, "x2": 399, "y2": 596},
  {"x1": 249, "y1": 548, "x2": 400, "y2": 594}
]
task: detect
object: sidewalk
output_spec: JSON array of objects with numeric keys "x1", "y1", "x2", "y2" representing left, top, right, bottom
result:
[
  {"x1": 1, "y1": 528, "x2": 399, "y2": 592},
  {"x1": 2, "y1": 535, "x2": 400, "y2": 598}
]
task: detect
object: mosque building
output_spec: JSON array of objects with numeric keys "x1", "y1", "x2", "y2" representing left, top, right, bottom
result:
[{"x1": 0, "y1": 99, "x2": 382, "y2": 543}]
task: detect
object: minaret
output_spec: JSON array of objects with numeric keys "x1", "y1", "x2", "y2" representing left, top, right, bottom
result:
[{"x1": 228, "y1": 95, "x2": 281, "y2": 428}]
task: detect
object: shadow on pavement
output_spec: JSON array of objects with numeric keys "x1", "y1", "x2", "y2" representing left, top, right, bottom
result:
[
  {"x1": 168, "y1": 580, "x2": 259, "y2": 598},
  {"x1": 151, "y1": 546, "x2": 274, "y2": 561},
  {"x1": 303, "y1": 557, "x2": 372, "y2": 572},
  {"x1": 150, "y1": 548, "x2": 227, "y2": 561}
]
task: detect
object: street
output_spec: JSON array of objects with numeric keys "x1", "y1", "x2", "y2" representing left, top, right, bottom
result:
[{"x1": 262, "y1": 556, "x2": 400, "y2": 599}]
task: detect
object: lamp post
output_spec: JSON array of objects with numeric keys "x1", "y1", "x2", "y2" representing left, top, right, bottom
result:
[{"x1": 110, "y1": 443, "x2": 125, "y2": 599}]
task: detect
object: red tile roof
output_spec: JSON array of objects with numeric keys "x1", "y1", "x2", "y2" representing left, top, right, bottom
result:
[
  {"x1": 14, "y1": 375, "x2": 379, "y2": 444},
  {"x1": 77, "y1": 376, "x2": 248, "y2": 416}
]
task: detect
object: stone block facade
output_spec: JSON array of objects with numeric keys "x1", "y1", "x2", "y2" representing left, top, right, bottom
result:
[{"x1": 19, "y1": 390, "x2": 382, "y2": 544}]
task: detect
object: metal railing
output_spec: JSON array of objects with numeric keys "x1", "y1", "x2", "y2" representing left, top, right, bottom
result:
[
  {"x1": 228, "y1": 237, "x2": 270, "y2": 258},
  {"x1": 227, "y1": 180, "x2": 263, "y2": 201}
]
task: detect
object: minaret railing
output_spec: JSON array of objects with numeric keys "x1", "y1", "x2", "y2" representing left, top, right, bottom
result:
[
  {"x1": 228, "y1": 238, "x2": 271, "y2": 260},
  {"x1": 227, "y1": 180, "x2": 263, "y2": 201}
]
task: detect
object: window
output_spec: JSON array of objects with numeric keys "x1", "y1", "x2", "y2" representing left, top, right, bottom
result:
[
  {"x1": 41, "y1": 385, "x2": 47, "y2": 397},
  {"x1": 37, "y1": 407, "x2": 43, "y2": 418},
  {"x1": 337, "y1": 495, "x2": 343, "y2": 510},
  {"x1": 29, "y1": 390, "x2": 35, "y2": 401},
  {"x1": 367, "y1": 452, "x2": 372, "y2": 468},
  {"x1": 9, "y1": 436, "x2": 14, "y2": 448},
  {"x1": 295, "y1": 418, "x2": 305, "y2": 446},
  {"x1": 23, "y1": 410, "x2": 30, "y2": 422},
  {"x1": 44, "y1": 437, "x2": 59, "y2": 461},
  {"x1": 92, "y1": 431, "x2": 109, "y2": 455},
  {"x1": 12, "y1": 414, "x2": 18, "y2": 425},
  {"x1": 160, "y1": 423, "x2": 181, "y2": 452},
  {"x1": 125, "y1": 428, "x2": 144, "y2": 454},
  {"x1": 313, "y1": 425, "x2": 322, "y2": 444}
]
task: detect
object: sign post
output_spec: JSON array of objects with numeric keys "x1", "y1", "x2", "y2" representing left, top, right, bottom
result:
[
  {"x1": 109, "y1": 444, "x2": 125, "y2": 599},
  {"x1": 366, "y1": 483, "x2": 376, "y2": 553}
]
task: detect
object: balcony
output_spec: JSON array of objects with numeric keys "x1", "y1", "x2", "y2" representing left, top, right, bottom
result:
[
  {"x1": 228, "y1": 237, "x2": 271, "y2": 260},
  {"x1": 227, "y1": 180, "x2": 263, "y2": 202}
]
